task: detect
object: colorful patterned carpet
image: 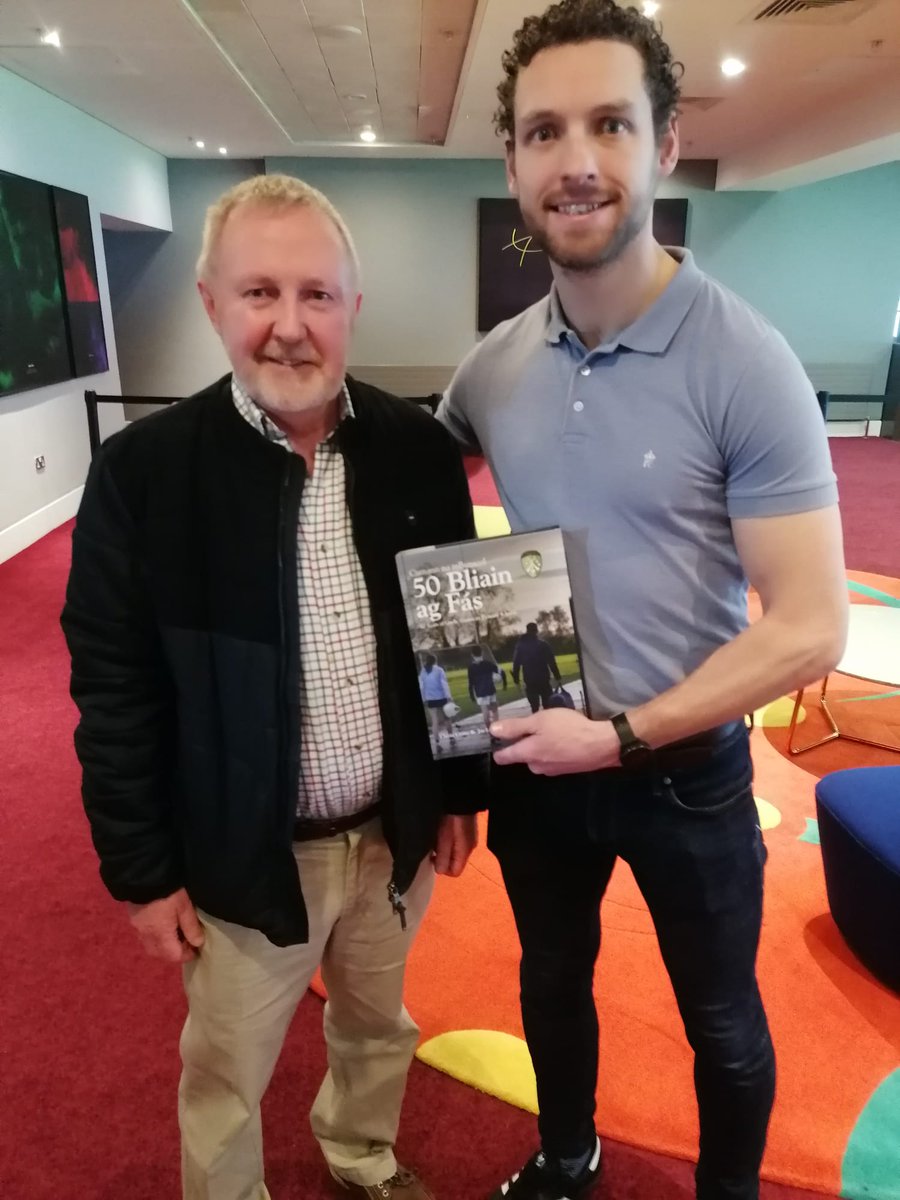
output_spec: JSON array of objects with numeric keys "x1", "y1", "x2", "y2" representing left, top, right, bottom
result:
[{"x1": 344, "y1": 455, "x2": 900, "y2": 1200}]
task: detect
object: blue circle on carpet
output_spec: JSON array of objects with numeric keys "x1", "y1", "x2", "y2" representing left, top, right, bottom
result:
[{"x1": 841, "y1": 1069, "x2": 900, "y2": 1199}]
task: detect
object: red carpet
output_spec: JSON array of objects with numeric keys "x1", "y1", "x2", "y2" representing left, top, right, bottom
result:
[
  {"x1": 4, "y1": 436, "x2": 898, "y2": 1199},
  {"x1": 825, "y1": 439, "x2": 900, "y2": 578}
]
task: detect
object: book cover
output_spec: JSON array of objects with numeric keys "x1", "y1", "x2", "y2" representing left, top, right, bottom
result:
[{"x1": 396, "y1": 527, "x2": 586, "y2": 759}]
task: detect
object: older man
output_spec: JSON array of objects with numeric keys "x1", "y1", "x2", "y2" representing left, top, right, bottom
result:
[{"x1": 62, "y1": 174, "x2": 482, "y2": 1200}]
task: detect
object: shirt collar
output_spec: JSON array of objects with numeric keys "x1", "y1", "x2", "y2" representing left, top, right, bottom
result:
[
  {"x1": 231, "y1": 376, "x2": 354, "y2": 445},
  {"x1": 544, "y1": 247, "x2": 704, "y2": 355}
]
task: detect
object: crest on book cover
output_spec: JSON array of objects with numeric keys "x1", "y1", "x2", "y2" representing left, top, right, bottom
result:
[{"x1": 520, "y1": 550, "x2": 543, "y2": 579}]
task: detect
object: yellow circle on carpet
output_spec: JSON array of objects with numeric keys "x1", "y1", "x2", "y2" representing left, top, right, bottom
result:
[
  {"x1": 755, "y1": 796, "x2": 782, "y2": 830},
  {"x1": 417, "y1": 1029, "x2": 537, "y2": 1113},
  {"x1": 753, "y1": 696, "x2": 806, "y2": 728}
]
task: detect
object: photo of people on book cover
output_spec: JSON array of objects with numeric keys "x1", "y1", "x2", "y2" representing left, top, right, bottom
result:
[{"x1": 396, "y1": 527, "x2": 586, "y2": 759}]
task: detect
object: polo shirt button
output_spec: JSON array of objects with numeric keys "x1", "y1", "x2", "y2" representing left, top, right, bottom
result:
[
  {"x1": 580, "y1": 366, "x2": 591, "y2": 376},
  {"x1": 573, "y1": 400, "x2": 584, "y2": 413}
]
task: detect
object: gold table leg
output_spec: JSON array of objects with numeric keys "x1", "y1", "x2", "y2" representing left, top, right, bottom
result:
[
  {"x1": 788, "y1": 674, "x2": 900, "y2": 756},
  {"x1": 788, "y1": 676, "x2": 839, "y2": 755}
]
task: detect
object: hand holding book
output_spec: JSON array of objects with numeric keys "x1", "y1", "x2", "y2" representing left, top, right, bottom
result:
[{"x1": 490, "y1": 707, "x2": 621, "y2": 774}]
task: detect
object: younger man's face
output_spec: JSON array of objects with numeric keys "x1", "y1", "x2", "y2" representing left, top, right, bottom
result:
[{"x1": 506, "y1": 38, "x2": 678, "y2": 272}]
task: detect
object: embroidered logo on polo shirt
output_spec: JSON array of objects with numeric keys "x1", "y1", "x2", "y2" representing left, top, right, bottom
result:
[{"x1": 643, "y1": 450, "x2": 657, "y2": 469}]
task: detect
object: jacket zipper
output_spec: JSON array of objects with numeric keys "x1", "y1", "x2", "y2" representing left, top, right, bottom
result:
[{"x1": 387, "y1": 880, "x2": 408, "y2": 931}]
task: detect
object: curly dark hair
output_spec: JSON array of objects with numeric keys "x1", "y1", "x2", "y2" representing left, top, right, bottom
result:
[{"x1": 495, "y1": 0, "x2": 682, "y2": 142}]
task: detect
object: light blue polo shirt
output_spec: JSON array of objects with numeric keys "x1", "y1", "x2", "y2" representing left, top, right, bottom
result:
[{"x1": 438, "y1": 248, "x2": 838, "y2": 716}]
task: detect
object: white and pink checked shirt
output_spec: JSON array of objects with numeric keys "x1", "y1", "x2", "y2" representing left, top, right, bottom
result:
[{"x1": 232, "y1": 378, "x2": 383, "y2": 820}]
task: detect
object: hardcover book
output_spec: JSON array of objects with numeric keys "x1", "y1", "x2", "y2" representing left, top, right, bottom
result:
[{"x1": 396, "y1": 527, "x2": 586, "y2": 759}]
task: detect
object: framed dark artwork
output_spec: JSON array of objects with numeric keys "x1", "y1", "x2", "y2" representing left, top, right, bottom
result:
[
  {"x1": 477, "y1": 197, "x2": 690, "y2": 333},
  {"x1": 52, "y1": 185, "x2": 109, "y2": 377},
  {"x1": 0, "y1": 170, "x2": 73, "y2": 398}
]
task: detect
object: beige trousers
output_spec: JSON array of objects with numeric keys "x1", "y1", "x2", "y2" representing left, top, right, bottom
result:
[{"x1": 178, "y1": 818, "x2": 434, "y2": 1200}]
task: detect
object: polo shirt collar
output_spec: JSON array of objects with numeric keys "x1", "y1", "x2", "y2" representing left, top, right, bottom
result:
[
  {"x1": 544, "y1": 247, "x2": 704, "y2": 354},
  {"x1": 545, "y1": 289, "x2": 569, "y2": 346}
]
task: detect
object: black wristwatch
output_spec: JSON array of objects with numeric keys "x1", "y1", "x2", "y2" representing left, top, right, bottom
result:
[{"x1": 610, "y1": 712, "x2": 654, "y2": 770}]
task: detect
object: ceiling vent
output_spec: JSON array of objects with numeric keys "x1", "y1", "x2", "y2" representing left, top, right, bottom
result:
[{"x1": 753, "y1": 0, "x2": 877, "y2": 22}]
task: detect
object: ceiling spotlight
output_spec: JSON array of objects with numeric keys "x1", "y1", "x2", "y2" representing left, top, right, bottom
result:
[
  {"x1": 218, "y1": 146, "x2": 228, "y2": 155},
  {"x1": 721, "y1": 57, "x2": 747, "y2": 78},
  {"x1": 642, "y1": 2, "x2": 660, "y2": 16},
  {"x1": 195, "y1": 140, "x2": 205, "y2": 149},
  {"x1": 359, "y1": 127, "x2": 377, "y2": 143},
  {"x1": 40, "y1": 29, "x2": 61, "y2": 48}
]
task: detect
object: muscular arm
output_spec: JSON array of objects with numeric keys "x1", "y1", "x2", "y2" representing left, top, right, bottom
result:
[
  {"x1": 628, "y1": 505, "x2": 848, "y2": 747},
  {"x1": 493, "y1": 506, "x2": 848, "y2": 773}
]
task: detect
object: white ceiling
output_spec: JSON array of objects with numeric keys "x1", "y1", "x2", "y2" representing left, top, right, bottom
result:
[{"x1": 0, "y1": 0, "x2": 897, "y2": 190}]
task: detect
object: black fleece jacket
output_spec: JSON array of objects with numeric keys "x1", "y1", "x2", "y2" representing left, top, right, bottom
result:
[{"x1": 62, "y1": 374, "x2": 486, "y2": 946}]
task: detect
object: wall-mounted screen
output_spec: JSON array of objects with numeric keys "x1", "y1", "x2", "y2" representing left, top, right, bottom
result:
[
  {"x1": 0, "y1": 170, "x2": 73, "y2": 397},
  {"x1": 53, "y1": 186, "x2": 109, "y2": 377},
  {"x1": 477, "y1": 197, "x2": 689, "y2": 333}
]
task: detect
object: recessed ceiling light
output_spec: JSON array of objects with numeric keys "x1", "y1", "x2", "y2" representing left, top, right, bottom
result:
[
  {"x1": 218, "y1": 146, "x2": 228, "y2": 155},
  {"x1": 642, "y1": 2, "x2": 660, "y2": 16},
  {"x1": 195, "y1": 140, "x2": 205, "y2": 150},
  {"x1": 721, "y1": 57, "x2": 747, "y2": 78},
  {"x1": 359, "y1": 127, "x2": 377, "y2": 144},
  {"x1": 40, "y1": 29, "x2": 61, "y2": 48}
]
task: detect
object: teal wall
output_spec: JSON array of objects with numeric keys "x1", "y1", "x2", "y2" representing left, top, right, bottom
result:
[{"x1": 685, "y1": 163, "x2": 900, "y2": 393}]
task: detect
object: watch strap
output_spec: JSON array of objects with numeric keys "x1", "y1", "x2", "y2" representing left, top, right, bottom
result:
[{"x1": 610, "y1": 710, "x2": 638, "y2": 750}]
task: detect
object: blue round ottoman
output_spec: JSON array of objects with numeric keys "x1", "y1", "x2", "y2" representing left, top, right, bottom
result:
[{"x1": 815, "y1": 766, "x2": 900, "y2": 992}]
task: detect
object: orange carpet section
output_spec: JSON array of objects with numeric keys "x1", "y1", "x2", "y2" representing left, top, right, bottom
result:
[{"x1": 313, "y1": 569, "x2": 900, "y2": 1197}]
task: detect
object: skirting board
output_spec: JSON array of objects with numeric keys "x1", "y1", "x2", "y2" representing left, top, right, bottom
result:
[
  {"x1": 0, "y1": 486, "x2": 83, "y2": 566},
  {"x1": 827, "y1": 420, "x2": 882, "y2": 438}
]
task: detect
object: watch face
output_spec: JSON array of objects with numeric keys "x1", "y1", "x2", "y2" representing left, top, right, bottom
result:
[{"x1": 622, "y1": 740, "x2": 653, "y2": 769}]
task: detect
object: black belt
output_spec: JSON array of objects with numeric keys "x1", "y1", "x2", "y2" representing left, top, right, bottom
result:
[
  {"x1": 293, "y1": 801, "x2": 382, "y2": 842},
  {"x1": 649, "y1": 720, "x2": 745, "y2": 771}
]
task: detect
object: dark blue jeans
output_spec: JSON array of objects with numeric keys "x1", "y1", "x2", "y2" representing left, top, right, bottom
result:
[{"x1": 488, "y1": 725, "x2": 775, "y2": 1200}]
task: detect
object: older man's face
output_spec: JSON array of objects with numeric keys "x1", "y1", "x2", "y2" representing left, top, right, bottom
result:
[{"x1": 199, "y1": 203, "x2": 361, "y2": 420}]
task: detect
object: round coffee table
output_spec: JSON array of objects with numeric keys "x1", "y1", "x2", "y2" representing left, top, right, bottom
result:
[{"x1": 788, "y1": 605, "x2": 900, "y2": 755}]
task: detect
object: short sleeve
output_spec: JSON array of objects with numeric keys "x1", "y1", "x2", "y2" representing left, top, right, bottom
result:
[
  {"x1": 722, "y1": 329, "x2": 839, "y2": 519},
  {"x1": 436, "y1": 345, "x2": 483, "y2": 454}
]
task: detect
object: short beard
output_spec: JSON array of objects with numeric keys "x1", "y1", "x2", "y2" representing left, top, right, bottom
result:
[{"x1": 529, "y1": 188, "x2": 655, "y2": 275}]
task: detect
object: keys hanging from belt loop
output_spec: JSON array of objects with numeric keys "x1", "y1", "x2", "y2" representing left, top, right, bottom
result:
[{"x1": 387, "y1": 880, "x2": 408, "y2": 931}]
